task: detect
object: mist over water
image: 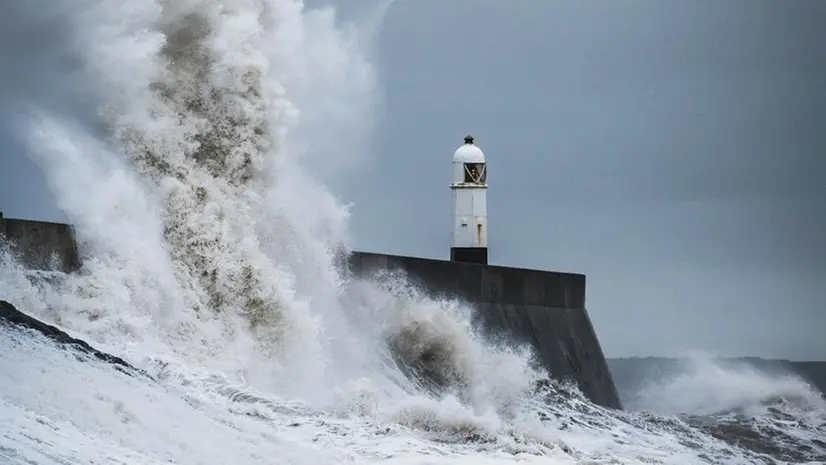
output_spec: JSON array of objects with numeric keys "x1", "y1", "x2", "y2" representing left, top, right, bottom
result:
[
  {"x1": 8, "y1": 0, "x2": 541, "y2": 427},
  {"x1": 2, "y1": 1, "x2": 825, "y2": 464},
  {"x1": 626, "y1": 356, "x2": 826, "y2": 417}
]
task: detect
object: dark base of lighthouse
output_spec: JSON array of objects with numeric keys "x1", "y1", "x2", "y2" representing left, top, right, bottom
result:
[{"x1": 450, "y1": 247, "x2": 488, "y2": 265}]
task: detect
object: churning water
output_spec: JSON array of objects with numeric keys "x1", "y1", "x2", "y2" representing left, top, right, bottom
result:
[{"x1": 1, "y1": 1, "x2": 824, "y2": 463}]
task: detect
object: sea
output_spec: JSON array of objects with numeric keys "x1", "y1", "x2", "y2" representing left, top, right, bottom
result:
[{"x1": 1, "y1": 1, "x2": 824, "y2": 464}]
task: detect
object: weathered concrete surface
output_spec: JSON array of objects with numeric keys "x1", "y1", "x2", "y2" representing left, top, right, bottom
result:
[
  {"x1": 0, "y1": 213, "x2": 80, "y2": 272},
  {"x1": 349, "y1": 251, "x2": 623, "y2": 410},
  {"x1": 0, "y1": 300, "x2": 144, "y2": 377}
]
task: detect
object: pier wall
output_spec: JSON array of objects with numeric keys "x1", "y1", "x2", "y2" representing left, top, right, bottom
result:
[
  {"x1": 0, "y1": 213, "x2": 80, "y2": 272},
  {"x1": 349, "y1": 251, "x2": 622, "y2": 409},
  {"x1": 0, "y1": 212, "x2": 622, "y2": 409}
]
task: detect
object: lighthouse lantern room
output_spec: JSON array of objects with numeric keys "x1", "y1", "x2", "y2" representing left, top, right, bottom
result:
[{"x1": 450, "y1": 134, "x2": 488, "y2": 265}]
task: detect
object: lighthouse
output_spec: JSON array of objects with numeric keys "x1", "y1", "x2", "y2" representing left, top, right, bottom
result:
[{"x1": 450, "y1": 135, "x2": 488, "y2": 265}]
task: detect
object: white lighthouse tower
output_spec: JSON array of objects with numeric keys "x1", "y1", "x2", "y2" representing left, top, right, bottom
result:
[{"x1": 450, "y1": 134, "x2": 488, "y2": 265}]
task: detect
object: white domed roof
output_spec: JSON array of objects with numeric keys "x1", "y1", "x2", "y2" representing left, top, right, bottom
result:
[{"x1": 453, "y1": 135, "x2": 485, "y2": 163}]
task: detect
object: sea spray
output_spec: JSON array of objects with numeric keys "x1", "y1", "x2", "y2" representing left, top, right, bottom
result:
[
  {"x1": 18, "y1": 0, "x2": 374, "y2": 403},
  {"x1": 15, "y1": 0, "x2": 547, "y2": 416},
  {"x1": 3, "y1": 1, "x2": 825, "y2": 463}
]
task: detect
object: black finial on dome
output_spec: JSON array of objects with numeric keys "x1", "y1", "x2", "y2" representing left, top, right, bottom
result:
[{"x1": 463, "y1": 134, "x2": 475, "y2": 145}]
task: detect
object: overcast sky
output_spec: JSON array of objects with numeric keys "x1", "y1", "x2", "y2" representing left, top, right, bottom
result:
[{"x1": 1, "y1": 0, "x2": 824, "y2": 361}]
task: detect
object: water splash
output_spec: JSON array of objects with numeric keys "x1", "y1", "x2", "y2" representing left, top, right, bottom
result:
[
  {"x1": 9, "y1": 0, "x2": 548, "y2": 418},
  {"x1": 632, "y1": 356, "x2": 826, "y2": 417},
  {"x1": 2, "y1": 0, "x2": 825, "y2": 464}
]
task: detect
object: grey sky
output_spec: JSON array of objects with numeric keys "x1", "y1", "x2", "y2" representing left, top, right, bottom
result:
[{"x1": 1, "y1": 0, "x2": 825, "y2": 360}]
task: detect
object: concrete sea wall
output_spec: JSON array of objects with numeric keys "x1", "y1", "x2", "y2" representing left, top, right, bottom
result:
[
  {"x1": 0, "y1": 213, "x2": 80, "y2": 272},
  {"x1": 349, "y1": 251, "x2": 622, "y2": 409},
  {"x1": 0, "y1": 212, "x2": 622, "y2": 409}
]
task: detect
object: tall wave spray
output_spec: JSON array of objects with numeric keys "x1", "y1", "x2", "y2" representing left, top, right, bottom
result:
[{"x1": 9, "y1": 0, "x2": 540, "y2": 416}]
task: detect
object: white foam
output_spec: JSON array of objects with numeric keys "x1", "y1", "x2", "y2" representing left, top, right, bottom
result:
[
  {"x1": 633, "y1": 355, "x2": 826, "y2": 417},
  {"x1": 2, "y1": 0, "x2": 823, "y2": 464}
]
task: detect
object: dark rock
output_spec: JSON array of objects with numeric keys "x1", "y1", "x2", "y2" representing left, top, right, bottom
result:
[{"x1": 0, "y1": 300, "x2": 147, "y2": 378}]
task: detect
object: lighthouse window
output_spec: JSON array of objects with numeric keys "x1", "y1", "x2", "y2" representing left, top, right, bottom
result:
[{"x1": 463, "y1": 163, "x2": 486, "y2": 183}]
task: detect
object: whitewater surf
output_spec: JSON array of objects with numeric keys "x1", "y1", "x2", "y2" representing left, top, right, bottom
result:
[{"x1": 1, "y1": 0, "x2": 824, "y2": 464}]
